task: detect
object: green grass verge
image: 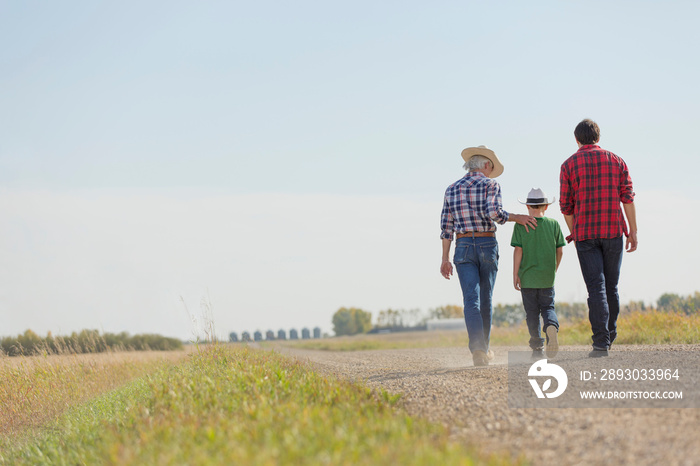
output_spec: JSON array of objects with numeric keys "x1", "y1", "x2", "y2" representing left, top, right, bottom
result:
[
  {"x1": 284, "y1": 311, "x2": 700, "y2": 351},
  {"x1": 1, "y1": 345, "x2": 516, "y2": 465}
]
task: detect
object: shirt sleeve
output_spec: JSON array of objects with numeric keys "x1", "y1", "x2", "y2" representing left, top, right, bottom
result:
[
  {"x1": 559, "y1": 161, "x2": 575, "y2": 216},
  {"x1": 510, "y1": 224, "x2": 522, "y2": 247},
  {"x1": 440, "y1": 194, "x2": 454, "y2": 240},
  {"x1": 618, "y1": 159, "x2": 635, "y2": 204},
  {"x1": 486, "y1": 180, "x2": 509, "y2": 225}
]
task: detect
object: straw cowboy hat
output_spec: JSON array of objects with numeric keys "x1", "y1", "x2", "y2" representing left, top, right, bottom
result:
[
  {"x1": 518, "y1": 188, "x2": 556, "y2": 205},
  {"x1": 461, "y1": 145, "x2": 504, "y2": 178}
]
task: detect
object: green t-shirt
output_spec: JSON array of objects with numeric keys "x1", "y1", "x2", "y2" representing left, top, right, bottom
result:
[{"x1": 510, "y1": 216, "x2": 566, "y2": 288}]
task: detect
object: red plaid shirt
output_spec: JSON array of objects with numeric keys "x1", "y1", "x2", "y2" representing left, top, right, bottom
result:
[{"x1": 559, "y1": 144, "x2": 635, "y2": 242}]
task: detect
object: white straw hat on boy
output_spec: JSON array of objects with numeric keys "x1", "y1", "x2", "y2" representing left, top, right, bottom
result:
[
  {"x1": 461, "y1": 145, "x2": 504, "y2": 178},
  {"x1": 518, "y1": 188, "x2": 556, "y2": 205}
]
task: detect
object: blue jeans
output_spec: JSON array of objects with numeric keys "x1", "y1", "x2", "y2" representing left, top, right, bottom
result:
[
  {"x1": 575, "y1": 237, "x2": 624, "y2": 350},
  {"x1": 521, "y1": 288, "x2": 559, "y2": 349},
  {"x1": 454, "y1": 237, "x2": 498, "y2": 354}
]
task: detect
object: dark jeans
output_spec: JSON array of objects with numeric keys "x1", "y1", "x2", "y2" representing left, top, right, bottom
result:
[
  {"x1": 453, "y1": 236, "x2": 498, "y2": 354},
  {"x1": 521, "y1": 287, "x2": 559, "y2": 349},
  {"x1": 575, "y1": 237, "x2": 624, "y2": 350}
]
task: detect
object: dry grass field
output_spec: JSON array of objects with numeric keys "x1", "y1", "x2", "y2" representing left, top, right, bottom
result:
[{"x1": 0, "y1": 349, "x2": 189, "y2": 447}]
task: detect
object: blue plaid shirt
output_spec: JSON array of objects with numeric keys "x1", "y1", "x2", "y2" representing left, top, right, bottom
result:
[{"x1": 440, "y1": 172, "x2": 510, "y2": 240}]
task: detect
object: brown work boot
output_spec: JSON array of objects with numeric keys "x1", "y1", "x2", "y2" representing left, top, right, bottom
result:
[
  {"x1": 472, "y1": 350, "x2": 489, "y2": 366},
  {"x1": 486, "y1": 349, "x2": 495, "y2": 361}
]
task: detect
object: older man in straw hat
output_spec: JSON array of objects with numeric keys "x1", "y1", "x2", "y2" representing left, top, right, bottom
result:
[{"x1": 440, "y1": 146, "x2": 537, "y2": 366}]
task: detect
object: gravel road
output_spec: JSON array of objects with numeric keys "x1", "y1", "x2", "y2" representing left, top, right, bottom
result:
[{"x1": 278, "y1": 344, "x2": 700, "y2": 466}]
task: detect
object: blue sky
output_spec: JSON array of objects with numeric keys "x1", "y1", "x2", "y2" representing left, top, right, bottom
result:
[{"x1": 2, "y1": 1, "x2": 699, "y2": 340}]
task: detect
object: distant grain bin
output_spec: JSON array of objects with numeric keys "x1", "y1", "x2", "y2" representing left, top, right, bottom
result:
[
  {"x1": 253, "y1": 330, "x2": 262, "y2": 341},
  {"x1": 301, "y1": 328, "x2": 310, "y2": 339},
  {"x1": 289, "y1": 329, "x2": 299, "y2": 340},
  {"x1": 277, "y1": 329, "x2": 287, "y2": 340},
  {"x1": 229, "y1": 332, "x2": 238, "y2": 342},
  {"x1": 265, "y1": 330, "x2": 275, "y2": 340},
  {"x1": 241, "y1": 331, "x2": 251, "y2": 342},
  {"x1": 313, "y1": 327, "x2": 321, "y2": 339}
]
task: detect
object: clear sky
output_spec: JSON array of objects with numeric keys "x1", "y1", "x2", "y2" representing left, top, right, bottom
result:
[{"x1": 2, "y1": 1, "x2": 699, "y2": 341}]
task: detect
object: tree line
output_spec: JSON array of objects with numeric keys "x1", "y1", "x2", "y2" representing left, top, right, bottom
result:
[
  {"x1": 332, "y1": 291, "x2": 700, "y2": 336},
  {"x1": 656, "y1": 292, "x2": 700, "y2": 314},
  {"x1": 0, "y1": 329, "x2": 183, "y2": 356}
]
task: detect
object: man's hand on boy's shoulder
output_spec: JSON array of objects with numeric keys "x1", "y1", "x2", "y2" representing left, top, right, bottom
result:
[{"x1": 512, "y1": 213, "x2": 537, "y2": 232}]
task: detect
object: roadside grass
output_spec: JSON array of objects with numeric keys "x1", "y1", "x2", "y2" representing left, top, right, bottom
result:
[
  {"x1": 1, "y1": 345, "x2": 518, "y2": 465},
  {"x1": 614, "y1": 310, "x2": 700, "y2": 344},
  {"x1": 0, "y1": 350, "x2": 187, "y2": 449},
  {"x1": 555, "y1": 310, "x2": 700, "y2": 346},
  {"x1": 282, "y1": 311, "x2": 700, "y2": 351},
  {"x1": 279, "y1": 327, "x2": 534, "y2": 351},
  {"x1": 280, "y1": 331, "x2": 470, "y2": 351}
]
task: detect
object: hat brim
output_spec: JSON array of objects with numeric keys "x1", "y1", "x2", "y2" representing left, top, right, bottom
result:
[
  {"x1": 461, "y1": 147, "x2": 504, "y2": 178},
  {"x1": 518, "y1": 197, "x2": 556, "y2": 205}
]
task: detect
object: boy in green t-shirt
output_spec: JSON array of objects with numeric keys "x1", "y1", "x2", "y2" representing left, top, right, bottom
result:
[{"x1": 511, "y1": 188, "x2": 566, "y2": 359}]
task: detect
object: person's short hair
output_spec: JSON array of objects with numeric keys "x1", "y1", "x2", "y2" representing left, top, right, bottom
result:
[
  {"x1": 463, "y1": 154, "x2": 493, "y2": 171},
  {"x1": 528, "y1": 204, "x2": 548, "y2": 211},
  {"x1": 574, "y1": 119, "x2": 601, "y2": 145}
]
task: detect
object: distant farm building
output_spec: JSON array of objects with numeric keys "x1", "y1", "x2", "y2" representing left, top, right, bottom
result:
[
  {"x1": 313, "y1": 327, "x2": 321, "y2": 338},
  {"x1": 266, "y1": 330, "x2": 275, "y2": 340},
  {"x1": 426, "y1": 318, "x2": 465, "y2": 331},
  {"x1": 229, "y1": 332, "x2": 238, "y2": 342},
  {"x1": 301, "y1": 328, "x2": 310, "y2": 339},
  {"x1": 277, "y1": 329, "x2": 287, "y2": 340},
  {"x1": 253, "y1": 331, "x2": 262, "y2": 341},
  {"x1": 289, "y1": 329, "x2": 299, "y2": 340},
  {"x1": 241, "y1": 331, "x2": 251, "y2": 342}
]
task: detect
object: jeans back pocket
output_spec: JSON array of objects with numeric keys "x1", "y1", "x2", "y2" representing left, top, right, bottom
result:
[
  {"x1": 453, "y1": 244, "x2": 472, "y2": 264},
  {"x1": 479, "y1": 242, "x2": 499, "y2": 268}
]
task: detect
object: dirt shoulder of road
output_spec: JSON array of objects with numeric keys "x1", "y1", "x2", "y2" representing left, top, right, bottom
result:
[{"x1": 277, "y1": 344, "x2": 700, "y2": 466}]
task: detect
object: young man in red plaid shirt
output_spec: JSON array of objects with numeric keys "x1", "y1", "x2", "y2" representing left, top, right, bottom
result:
[{"x1": 559, "y1": 119, "x2": 638, "y2": 358}]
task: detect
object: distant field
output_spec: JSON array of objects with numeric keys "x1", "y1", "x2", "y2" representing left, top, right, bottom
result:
[{"x1": 280, "y1": 310, "x2": 700, "y2": 351}]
